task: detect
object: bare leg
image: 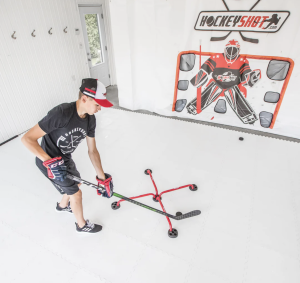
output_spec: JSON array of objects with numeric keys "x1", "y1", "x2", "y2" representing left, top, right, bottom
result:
[
  {"x1": 69, "y1": 185, "x2": 86, "y2": 228},
  {"x1": 59, "y1": 194, "x2": 70, "y2": 208},
  {"x1": 59, "y1": 182, "x2": 82, "y2": 208}
]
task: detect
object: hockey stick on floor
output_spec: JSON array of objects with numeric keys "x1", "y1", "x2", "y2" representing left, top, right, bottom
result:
[{"x1": 67, "y1": 174, "x2": 201, "y2": 221}]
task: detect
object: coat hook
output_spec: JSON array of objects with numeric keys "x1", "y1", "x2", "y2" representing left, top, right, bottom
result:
[
  {"x1": 11, "y1": 31, "x2": 16, "y2": 39},
  {"x1": 31, "y1": 30, "x2": 36, "y2": 37},
  {"x1": 63, "y1": 27, "x2": 67, "y2": 33},
  {"x1": 48, "y1": 28, "x2": 52, "y2": 35}
]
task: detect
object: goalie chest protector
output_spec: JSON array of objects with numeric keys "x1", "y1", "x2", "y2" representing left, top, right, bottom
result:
[{"x1": 202, "y1": 53, "x2": 252, "y2": 89}]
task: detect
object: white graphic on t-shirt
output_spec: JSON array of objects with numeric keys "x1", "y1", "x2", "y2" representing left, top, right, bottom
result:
[
  {"x1": 57, "y1": 127, "x2": 87, "y2": 154},
  {"x1": 60, "y1": 135, "x2": 81, "y2": 149}
]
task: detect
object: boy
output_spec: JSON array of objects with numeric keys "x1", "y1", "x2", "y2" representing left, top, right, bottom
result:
[{"x1": 21, "y1": 78, "x2": 114, "y2": 234}]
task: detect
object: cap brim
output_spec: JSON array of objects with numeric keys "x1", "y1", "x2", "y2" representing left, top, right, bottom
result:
[{"x1": 94, "y1": 98, "x2": 113, "y2": 108}]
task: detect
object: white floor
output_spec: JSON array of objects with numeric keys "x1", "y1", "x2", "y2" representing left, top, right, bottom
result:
[{"x1": 1, "y1": 108, "x2": 300, "y2": 283}]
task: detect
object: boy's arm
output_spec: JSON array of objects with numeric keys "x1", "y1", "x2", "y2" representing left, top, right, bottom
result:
[
  {"x1": 21, "y1": 124, "x2": 52, "y2": 162},
  {"x1": 86, "y1": 136, "x2": 105, "y2": 180}
]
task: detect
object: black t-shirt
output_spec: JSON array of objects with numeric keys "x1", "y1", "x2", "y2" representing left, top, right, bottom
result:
[{"x1": 38, "y1": 102, "x2": 96, "y2": 163}]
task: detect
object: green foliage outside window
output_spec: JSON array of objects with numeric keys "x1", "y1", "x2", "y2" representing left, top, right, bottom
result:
[{"x1": 85, "y1": 14, "x2": 102, "y2": 62}]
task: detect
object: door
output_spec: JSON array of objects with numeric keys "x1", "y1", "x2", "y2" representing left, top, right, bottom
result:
[{"x1": 79, "y1": 6, "x2": 110, "y2": 86}]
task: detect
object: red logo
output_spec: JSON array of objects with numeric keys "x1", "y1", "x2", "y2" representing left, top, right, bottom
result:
[{"x1": 215, "y1": 72, "x2": 237, "y2": 82}]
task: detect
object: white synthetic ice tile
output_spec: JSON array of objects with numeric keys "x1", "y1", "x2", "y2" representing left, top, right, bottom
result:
[
  {"x1": 128, "y1": 247, "x2": 189, "y2": 283},
  {"x1": 251, "y1": 179, "x2": 299, "y2": 259},
  {"x1": 206, "y1": 177, "x2": 254, "y2": 239},
  {"x1": 188, "y1": 227, "x2": 249, "y2": 283},
  {"x1": 70, "y1": 269, "x2": 109, "y2": 283},
  {"x1": 1, "y1": 108, "x2": 300, "y2": 283},
  {"x1": 246, "y1": 243, "x2": 300, "y2": 283},
  {"x1": 76, "y1": 231, "x2": 145, "y2": 282},
  {"x1": 185, "y1": 267, "x2": 232, "y2": 283},
  {"x1": 0, "y1": 221, "x2": 78, "y2": 283}
]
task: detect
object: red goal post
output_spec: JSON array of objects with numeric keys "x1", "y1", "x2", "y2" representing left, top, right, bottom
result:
[{"x1": 172, "y1": 51, "x2": 294, "y2": 129}]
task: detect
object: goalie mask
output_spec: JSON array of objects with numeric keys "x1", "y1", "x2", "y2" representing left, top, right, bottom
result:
[{"x1": 224, "y1": 40, "x2": 240, "y2": 64}]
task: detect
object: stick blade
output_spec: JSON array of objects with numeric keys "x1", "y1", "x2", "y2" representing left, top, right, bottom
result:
[
  {"x1": 210, "y1": 31, "x2": 232, "y2": 42},
  {"x1": 239, "y1": 32, "x2": 259, "y2": 44},
  {"x1": 175, "y1": 210, "x2": 201, "y2": 220}
]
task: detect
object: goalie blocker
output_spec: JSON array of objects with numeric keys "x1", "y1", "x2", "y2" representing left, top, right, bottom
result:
[{"x1": 243, "y1": 69, "x2": 261, "y2": 87}]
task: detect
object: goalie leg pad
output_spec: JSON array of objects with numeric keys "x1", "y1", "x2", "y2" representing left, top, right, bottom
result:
[
  {"x1": 187, "y1": 82, "x2": 222, "y2": 115},
  {"x1": 224, "y1": 85, "x2": 258, "y2": 124}
]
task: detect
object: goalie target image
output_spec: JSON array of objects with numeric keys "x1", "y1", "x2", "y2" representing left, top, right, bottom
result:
[
  {"x1": 172, "y1": 40, "x2": 294, "y2": 129},
  {"x1": 187, "y1": 40, "x2": 261, "y2": 124}
]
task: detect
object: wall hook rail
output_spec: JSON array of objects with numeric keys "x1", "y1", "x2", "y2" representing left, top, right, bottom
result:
[
  {"x1": 31, "y1": 30, "x2": 36, "y2": 37},
  {"x1": 11, "y1": 31, "x2": 16, "y2": 39},
  {"x1": 48, "y1": 28, "x2": 52, "y2": 35},
  {"x1": 63, "y1": 27, "x2": 67, "y2": 33}
]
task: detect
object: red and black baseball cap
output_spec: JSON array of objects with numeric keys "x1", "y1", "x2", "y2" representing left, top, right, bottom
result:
[{"x1": 79, "y1": 78, "x2": 113, "y2": 108}]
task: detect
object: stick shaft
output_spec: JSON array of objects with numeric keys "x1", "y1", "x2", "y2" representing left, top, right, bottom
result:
[
  {"x1": 112, "y1": 192, "x2": 178, "y2": 219},
  {"x1": 67, "y1": 174, "x2": 177, "y2": 219}
]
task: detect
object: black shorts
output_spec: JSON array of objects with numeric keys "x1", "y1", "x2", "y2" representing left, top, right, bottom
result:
[{"x1": 36, "y1": 157, "x2": 81, "y2": 195}]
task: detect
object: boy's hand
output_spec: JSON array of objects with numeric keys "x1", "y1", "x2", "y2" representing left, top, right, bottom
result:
[
  {"x1": 96, "y1": 174, "x2": 114, "y2": 198},
  {"x1": 43, "y1": 157, "x2": 67, "y2": 182}
]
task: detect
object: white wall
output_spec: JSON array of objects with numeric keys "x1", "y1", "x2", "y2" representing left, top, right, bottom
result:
[
  {"x1": 0, "y1": 0, "x2": 115, "y2": 144},
  {"x1": 108, "y1": 0, "x2": 300, "y2": 139}
]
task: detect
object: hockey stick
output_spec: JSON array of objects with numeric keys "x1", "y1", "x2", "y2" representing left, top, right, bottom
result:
[
  {"x1": 249, "y1": 0, "x2": 261, "y2": 12},
  {"x1": 211, "y1": 31, "x2": 232, "y2": 42},
  {"x1": 210, "y1": 0, "x2": 260, "y2": 43},
  {"x1": 0, "y1": 129, "x2": 30, "y2": 146},
  {"x1": 66, "y1": 174, "x2": 201, "y2": 221},
  {"x1": 239, "y1": 32, "x2": 258, "y2": 44}
]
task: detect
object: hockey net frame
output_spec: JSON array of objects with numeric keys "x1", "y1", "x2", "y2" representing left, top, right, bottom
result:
[{"x1": 172, "y1": 50, "x2": 294, "y2": 129}]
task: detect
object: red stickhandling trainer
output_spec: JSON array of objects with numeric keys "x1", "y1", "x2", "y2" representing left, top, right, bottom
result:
[{"x1": 111, "y1": 169, "x2": 198, "y2": 238}]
